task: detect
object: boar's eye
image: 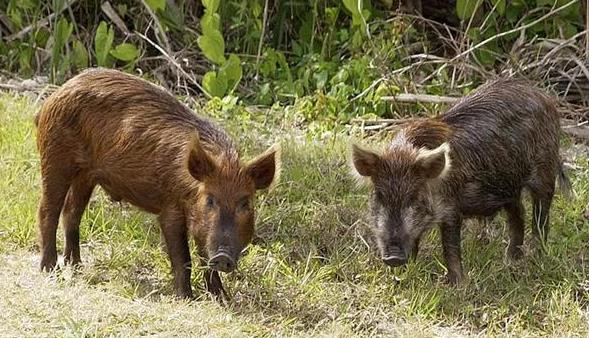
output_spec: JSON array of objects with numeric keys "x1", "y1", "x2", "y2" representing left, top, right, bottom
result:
[
  {"x1": 374, "y1": 190, "x2": 385, "y2": 201},
  {"x1": 206, "y1": 195, "x2": 216, "y2": 208},
  {"x1": 237, "y1": 198, "x2": 251, "y2": 212}
]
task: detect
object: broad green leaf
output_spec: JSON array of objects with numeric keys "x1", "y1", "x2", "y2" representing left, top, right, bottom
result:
[
  {"x1": 53, "y1": 18, "x2": 73, "y2": 53},
  {"x1": 456, "y1": 0, "x2": 482, "y2": 21},
  {"x1": 19, "y1": 47, "x2": 33, "y2": 76},
  {"x1": 203, "y1": 0, "x2": 220, "y2": 12},
  {"x1": 57, "y1": 57, "x2": 70, "y2": 81},
  {"x1": 490, "y1": 0, "x2": 505, "y2": 15},
  {"x1": 361, "y1": 9, "x2": 371, "y2": 22},
  {"x1": 94, "y1": 21, "x2": 114, "y2": 67},
  {"x1": 474, "y1": 48, "x2": 496, "y2": 66},
  {"x1": 505, "y1": 2, "x2": 524, "y2": 23},
  {"x1": 158, "y1": 0, "x2": 184, "y2": 30},
  {"x1": 8, "y1": 8, "x2": 23, "y2": 29},
  {"x1": 197, "y1": 30, "x2": 226, "y2": 65},
  {"x1": 51, "y1": 18, "x2": 72, "y2": 77},
  {"x1": 17, "y1": 0, "x2": 37, "y2": 10},
  {"x1": 325, "y1": 7, "x2": 340, "y2": 25},
  {"x1": 51, "y1": 0, "x2": 65, "y2": 12},
  {"x1": 219, "y1": 54, "x2": 242, "y2": 92},
  {"x1": 342, "y1": 0, "x2": 361, "y2": 15},
  {"x1": 110, "y1": 43, "x2": 140, "y2": 62},
  {"x1": 72, "y1": 40, "x2": 89, "y2": 69},
  {"x1": 201, "y1": 12, "x2": 221, "y2": 36},
  {"x1": 34, "y1": 27, "x2": 51, "y2": 48},
  {"x1": 467, "y1": 27, "x2": 481, "y2": 41},
  {"x1": 557, "y1": 0, "x2": 582, "y2": 19},
  {"x1": 251, "y1": 1, "x2": 262, "y2": 17},
  {"x1": 145, "y1": 0, "x2": 165, "y2": 11},
  {"x1": 202, "y1": 71, "x2": 227, "y2": 98},
  {"x1": 535, "y1": 0, "x2": 553, "y2": 7},
  {"x1": 117, "y1": 4, "x2": 128, "y2": 17}
]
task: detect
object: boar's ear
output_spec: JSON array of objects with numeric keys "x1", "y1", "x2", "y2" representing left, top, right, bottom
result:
[
  {"x1": 350, "y1": 143, "x2": 381, "y2": 177},
  {"x1": 246, "y1": 143, "x2": 281, "y2": 190},
  {"x1": 187, "y1": 134, "x2": 217, "y2": 181},
  {"x1": 415, "y1": 142, "x2": 451, "y2": 179}
]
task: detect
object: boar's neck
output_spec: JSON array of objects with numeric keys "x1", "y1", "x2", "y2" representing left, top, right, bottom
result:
[{"x1": 190, "y1": 116, "x2": 239, "y2": 165}]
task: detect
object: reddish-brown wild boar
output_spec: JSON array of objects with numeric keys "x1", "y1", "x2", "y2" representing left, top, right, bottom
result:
[
  {"x1": 35, "y1": 68, "x2": 280, "y2": 298},
  {"x1": 351, "y1": 79, "x2": 571, "y2": 284}
]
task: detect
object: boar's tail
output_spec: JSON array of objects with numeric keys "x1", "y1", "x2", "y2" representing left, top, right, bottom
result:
[
  {"x1": 557, "y1": 162, "x2": 573, "y2": 200},
  {"x1": 34, "y1": 113, "x2": 39, "y2": 127}
]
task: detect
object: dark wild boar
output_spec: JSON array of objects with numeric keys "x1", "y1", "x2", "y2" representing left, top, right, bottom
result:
[
  {"x1": 35, "y1": 68, "x2": 280, "y2": 298},
  {"x1": 351, "y1": 79, "x2": 571, "y2": 284}
]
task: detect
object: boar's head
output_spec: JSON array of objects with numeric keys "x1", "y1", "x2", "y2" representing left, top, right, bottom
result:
[
  {"x1": 187, "y1": 135, "x2": 280, "y2": 273},
  {"x1": 351, "y1": 141, "x2": 451, "y2": 267}
]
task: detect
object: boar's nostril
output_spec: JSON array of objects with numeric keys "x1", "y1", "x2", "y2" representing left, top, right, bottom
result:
[
  {"x1": 382, "y1": 255, "x2": 408, "y2": 267},
  {"x1": 208, "y1": 252, "x2": 236, "y2": 273},
  {"x1": 382, "y1": 246, "x2": 407, "y2": 267}
]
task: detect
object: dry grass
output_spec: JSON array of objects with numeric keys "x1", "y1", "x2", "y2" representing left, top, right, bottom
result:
[{"x1": 0, "y1": 93, "x2": 588, "y2": 337}]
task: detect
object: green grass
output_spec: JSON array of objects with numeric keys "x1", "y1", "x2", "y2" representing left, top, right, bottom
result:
[{"x1": 0, "y1": 93, "x2": 588, "y2": 337}]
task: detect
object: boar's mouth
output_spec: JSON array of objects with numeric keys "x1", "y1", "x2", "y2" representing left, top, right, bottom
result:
[
  {"x1": 381, "y1": 245, "x2": 408, "y2": 267},
  {"x1": 208, "y1": 250, "x2": 237, "y2": 273}
]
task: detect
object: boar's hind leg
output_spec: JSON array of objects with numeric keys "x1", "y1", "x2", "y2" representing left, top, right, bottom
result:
[
  {"x1": 505, "y1": 198, "x2": 525, "y2": 260},
  {"x1": 159, "y1": 207, "x2": 192, "y2": 299},
  {"x1": 38, "y1": 166, "x2": 75, "y2": 272},
  {"x1": 440, "y1": 219, "x2": 464, "y2": 285},
  {"x1": 529, "y1": 173, "x2": 556, "y2": 243},
  {"x1": 62, "y1": 175, "x2": 95, "y2": 265}
]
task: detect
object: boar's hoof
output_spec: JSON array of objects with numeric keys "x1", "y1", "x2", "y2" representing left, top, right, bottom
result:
[
  {"x1": 507, "y1": 246, "x2": 524, "y2": 260},
  {"x1": 444, "y1": 272, "x2": 464, "y2": 286},
  {"x1": 40, "y1": 254, "x2": 58, "y2": 272},
  {"x1": 382, "y1": 255, "x2": 407, "y2": 267},
  {"x1": 208, "y1": 252, "x2": 236, "y2": 273}
]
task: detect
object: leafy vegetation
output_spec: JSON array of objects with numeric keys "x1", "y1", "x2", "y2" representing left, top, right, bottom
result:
[{"x1": 0, "y1": 0, "x2": 585, "y2": 121}]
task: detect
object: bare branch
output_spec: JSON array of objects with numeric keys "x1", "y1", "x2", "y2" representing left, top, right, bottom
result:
[
  {"x1": 452, "y1": 0, "x2": 579, "y2": 62},
  {"x1": 101, "y1": 2, "x2": 130, "y2": 35},
  {"x1": 139, "y1": 0, "x2": 171, "y2": 53},
  {"x1": 135, "y1": 31, "x2": 211, "y2": 99}
]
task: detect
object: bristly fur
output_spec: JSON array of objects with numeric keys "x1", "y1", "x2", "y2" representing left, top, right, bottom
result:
[
  {"x1": 349, "y1": 77, "x2": 569, "y2": 285},
  {"x1": 35, "y1": 68, "x2": 280, "y2": 299}
]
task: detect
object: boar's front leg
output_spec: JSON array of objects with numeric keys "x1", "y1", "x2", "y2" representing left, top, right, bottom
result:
[
  {"x1": 204, "y1": 268, "x2": 227, "y2": 299},
  {"x1": 199, "y1": 255, "x2": 227, "y2": 299},
  {"x1": 440, "y1": 217, "x2": 464, "y2": 285},
  {"x1": 159, "y1": 207, "x2": 192, "y2": 299}
]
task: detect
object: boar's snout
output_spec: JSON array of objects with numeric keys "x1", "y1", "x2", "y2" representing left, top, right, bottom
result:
[
  {"x1": 382, "y1": 246, "x2": 407, "y2": 267},
  {"x1": 208, "y1": 252, "x2": 236, "y2": 272}
]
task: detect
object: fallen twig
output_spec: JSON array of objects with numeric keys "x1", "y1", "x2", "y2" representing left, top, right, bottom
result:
[
  {"x1": 561, "y1": 118, "x2": 589, "y2": 140},
  {"x1": 0, "y1": 82, "x2": 57, "y2": 93},
  {"x1": 381, "y1": 93, "x2": 459, "y2": 104}
]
